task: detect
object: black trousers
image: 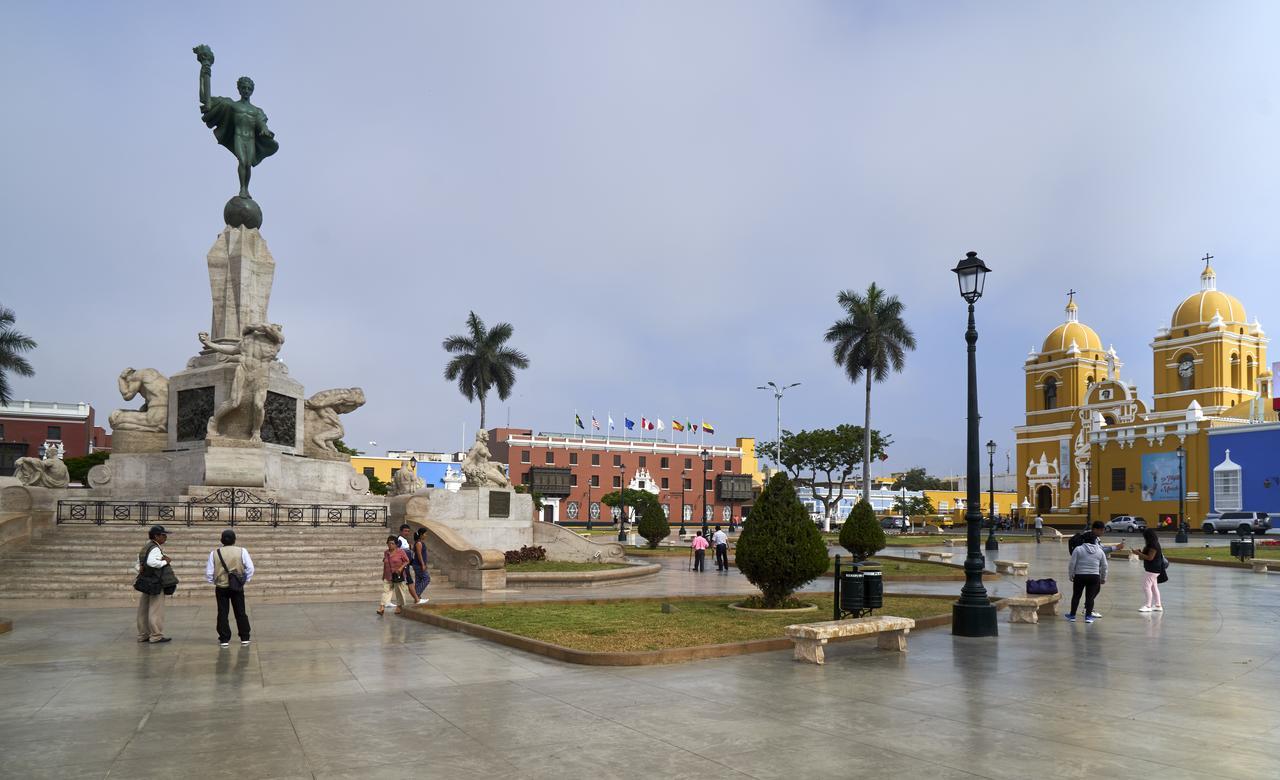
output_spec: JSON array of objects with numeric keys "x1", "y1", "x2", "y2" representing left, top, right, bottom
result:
[
  {"x1": 215, "y1": 586, "x2": 251, "y2": 642},
  {"x1": 693, "y1": 549, "x2": 706, "y2": 571},
  {"x1": 1069, "y1": 574, "x2": 1101, "y2": 617},
  {"x1": 715, "y1": 544, "x2": 728, "y2": 571}
]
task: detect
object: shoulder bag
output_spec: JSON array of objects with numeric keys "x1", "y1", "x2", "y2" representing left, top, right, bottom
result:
[
  {"x1": 133, "y1": 542, "x2": 164, "y2": 595},
  {"x1": 217, "y1": 548, "x2": 245, "y2": 592}
]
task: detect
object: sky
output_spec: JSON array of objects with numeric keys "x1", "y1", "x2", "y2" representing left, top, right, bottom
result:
[{"x1": 3, "y1": 1, "x2": 1280, "y2": 480}]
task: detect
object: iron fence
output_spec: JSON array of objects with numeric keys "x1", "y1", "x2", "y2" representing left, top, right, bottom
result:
[{"x1": 57, "y1": 487, "x2": 387, "y2": 528}]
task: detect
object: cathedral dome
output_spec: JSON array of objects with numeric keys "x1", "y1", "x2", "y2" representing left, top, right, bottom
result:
[
  {"x1": 1171, "y1": 264, "x2": 1247, "y2": 328},
  {"x1": 1042, "y1": 297, "x2": 1103, "y2": 354}
]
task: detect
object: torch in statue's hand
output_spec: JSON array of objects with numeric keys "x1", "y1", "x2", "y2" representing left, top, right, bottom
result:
[{"x1": 193, "y1": 44, "x2": 215, "y2": 67}]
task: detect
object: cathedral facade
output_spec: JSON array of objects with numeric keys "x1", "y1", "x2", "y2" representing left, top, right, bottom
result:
[{"x1": 1015, "y1": 262, "x2": 1273, "y2": 528}]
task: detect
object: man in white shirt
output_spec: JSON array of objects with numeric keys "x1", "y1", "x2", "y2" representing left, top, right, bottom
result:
[
  {"x1": 1034, "y1": 515, "x2": 1043, "y2": 544},
  {"x1": 396, "y1": 523, "x2": 419, "y2": 603},
  {"x1": 712, "y1": 525, "x2": 729, "y2": 572},
  {"x1": 136, "y1": 525, "x2": 171, "y2": 644},
  {"x1": 205, "y1": 528, "x2": 256, "y2": 648}
]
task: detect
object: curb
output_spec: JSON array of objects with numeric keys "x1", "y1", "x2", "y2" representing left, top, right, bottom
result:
[{"x1": 505, "y1": 562, "x2": 662, "y2": 587}]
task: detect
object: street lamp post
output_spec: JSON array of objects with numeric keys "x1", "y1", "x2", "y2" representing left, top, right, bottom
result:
[
  {"x1": 700, "y1": 448, "x2": 711, "y2": 536},
  {"x1": 1084, "y1": 458, "x2": 1092, "y2": 528},
  {"x1": 679, "y1": 486, "x2": 687, "y2": 536},
  {"x1": 617, "y1": 464, "x2": 627, "y2": 543},
  {"x1": 951, "y1": 251, "x2": 998, "y2": 638},
  {"x1": 1175, "y1": 445, "x2": 1188, "y2": 543},
  {"x1": 985, "y1": 439, "x2": 999, "y2": 552},
  {"x1": 586, "y1": 479, "x2": 593, "y2": 531},
  {"x1": 757, "y1": 381, "x2": 801, "y2": 469}
]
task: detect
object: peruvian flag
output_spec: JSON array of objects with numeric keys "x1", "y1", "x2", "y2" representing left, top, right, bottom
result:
[{"x1": 641, "y1": 417, "x2": 655, "y2": 431}]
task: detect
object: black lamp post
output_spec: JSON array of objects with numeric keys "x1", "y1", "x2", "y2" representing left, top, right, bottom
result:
[
  {"x1": 701, "y1": 448, "x2": 711, "y2": 536},
  {"x1": 1084, "y1": 458, "x2": 1092, "y2": 528},
  {"x1": 1175, "y1": 445, "x2": 1188, "y2": 543},
  {"x1": 951, "y1": 251, "x2": 998, "y2": 638},
  {"x1": 679, "y1": 486, "x2": 687, "y2": 536},
  {"x1": 617, "y1": 464, "x2": 627, "y2": 543},
  {"x1": 985, "y1": 439, "x2": 999, "y2": 552},
  {"x1": 586, "y1": 479, "x2": 593, "y2": 531}
]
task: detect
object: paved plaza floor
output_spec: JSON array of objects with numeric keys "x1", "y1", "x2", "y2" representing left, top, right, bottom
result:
[{"x1": 2, "y1": 540, "x2": 1278, "y2": 779}]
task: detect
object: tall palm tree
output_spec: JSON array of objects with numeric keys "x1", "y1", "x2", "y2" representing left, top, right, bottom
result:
[
  {"x1": 442, "y1": 311, "x2": 530, "y2": 429},
  {"x1": 824, "y1": 284, "x2": 917, "y2": 503},
  {"x1": 0, "y1": 305, "x2": 37, "y2": 406}
]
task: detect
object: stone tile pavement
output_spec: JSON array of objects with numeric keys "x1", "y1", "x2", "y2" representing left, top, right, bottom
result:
[{"x1": 1, "y1": 541, "x2": 1278, "y2": 778}]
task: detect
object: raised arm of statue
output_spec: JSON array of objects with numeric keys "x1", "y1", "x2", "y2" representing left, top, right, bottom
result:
[
  {"x1": 118, "y1": 368, "x2": 139, "y2": 401},
  {"x1": 194, "y1": 44, "x2": 214, "y2": 111},
  {"x1": 198, "y1": 331, "x2": 240, "y2": 357}
]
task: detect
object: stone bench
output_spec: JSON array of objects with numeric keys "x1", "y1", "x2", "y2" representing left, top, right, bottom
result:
[
  {"x1": 995, "y1": 560, "x2": 1029, "y2": 576},
  {"x1": 784, "y1": 616, "x2": 915, "y2": 665},
  {"x1": 1248, "y1": 559, "x2": 1271, "y2": 574},
  {"x1": 1005, "y1": 593, "x2": 1061, "y2": 624},
  {"x1": 919, "y1": 551, "x2": 954, "y2": 562}
]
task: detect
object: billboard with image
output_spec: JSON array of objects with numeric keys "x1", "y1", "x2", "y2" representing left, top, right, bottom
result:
[{"x1": 1140, "y1": 452, "x2": 1181, "y2": 502}]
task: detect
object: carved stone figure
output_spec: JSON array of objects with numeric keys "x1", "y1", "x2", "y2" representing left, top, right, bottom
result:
[
  {"x1": 198, "y1": 323, "x2": 284, "y2": 442},
  {"x1": 108, "y1": 368, "x2": 170, "y2": 432},
  {"x1": 14, "y1": 455, "x2": 70, "y2": 489},
  {"x1": 390, "y1": 460, "x2": 426, "y2": 496},
  {"x1": 194, "y1": 44, "x2": 279, "y2": 227},
  {"x1": 303, "y1": 387, "x2": 366, "y2": 456},
  {"x1": 461, "y1": 429, "x2": 511, "y2": 489}
]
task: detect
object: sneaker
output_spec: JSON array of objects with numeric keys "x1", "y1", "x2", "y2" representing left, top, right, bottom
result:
[
  {"x1": 219, "y1": 641, "x2": 230, "y2": 648},
  {"x1": 1153, "y1": 606, "x2": 1163, "y2": 611},
  {"x1": 417, "y1": 598, "x2": 429, "y2": 605},
  {"x1": 1065, "y1": 614, "x2": 1076, "y2": 622},
  {"x1": 241, "y1": 640, "x2": 251, "y2": 646},
  {"x1": 1138, "y1": 606, "x2": 1153, "y2": 613},
  {"x1": 1089, "y1": 612, "x2": 1103, "y2": 618},
  {"x1": 1085, "y1": 617, "x2": 1095, "y2": 624}
]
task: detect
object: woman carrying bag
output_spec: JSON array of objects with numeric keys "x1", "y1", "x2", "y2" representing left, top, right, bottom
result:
[
  {"x1": 378, "y1": 536, "x2": 411, "y2": 616},
  {"x1": 1134, "y1": 528, "x2": 1166, "y2": 613}
]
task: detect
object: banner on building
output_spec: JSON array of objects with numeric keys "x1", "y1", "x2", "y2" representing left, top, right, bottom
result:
[
  {"x1": 1140, "y1": 452, "x2": 1181, "y2": 502},
  {"x1": 1059, "y1": 439, "x2": 1070, "y2": 488}
]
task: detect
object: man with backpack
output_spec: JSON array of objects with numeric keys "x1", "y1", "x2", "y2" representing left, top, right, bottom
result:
[
  {"x1": 204, "y1": 528, "x2": 255, "y2": 648},
  {"x1": 1066, "y1": 521, "x2": 1125, "y2": 619}
]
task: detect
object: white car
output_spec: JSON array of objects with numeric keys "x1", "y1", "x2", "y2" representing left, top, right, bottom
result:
[
  {"x1": 1104, "y1": 516, "x2": 1146, "y2": 533},
  {"x1": 1202, "y1": 512, "x2": 1270, "y2": 534}
]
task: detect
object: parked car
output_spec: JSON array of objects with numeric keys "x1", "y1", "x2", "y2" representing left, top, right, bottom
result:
[
  {"x1": 1104, "y1": 516, "x2": 1146, "y2": 533},
  {"x1": 880, "y1": 516, "x2": 912, "y2": 532},
  {"x1": 1202, "y1": 512, "x2": 1271, "y2": 534}
]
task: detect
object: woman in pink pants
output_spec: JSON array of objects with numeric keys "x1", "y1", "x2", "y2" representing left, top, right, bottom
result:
[{"x1": 1135, "y1": 528, "x2": 1164, "y2": 613}]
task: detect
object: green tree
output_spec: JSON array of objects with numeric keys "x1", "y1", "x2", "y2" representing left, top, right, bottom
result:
[
  {"x1": 635, "y1": 494, "x2": 670, "y2": 548},
  {"x1": 0, "y1": 305, "x2": 37, "y2": 406},
  {"x1": 733, "y1": 473, "x2": 829, "y2": 608},
  {"x1": 839, "y1": 500, "x2": 886, "y2": 561},
  {"x1": 332, "y1": 439, "x2": 363, "y2": 456},
  {"x1": 63, "y1": 451, "x2": 109, "y2": 485},
  {"x1": 825, "y1": 283, "x2": 917, "y2": 504},
  {"x1": 890, "y1": 466, "x2": 947, "y2": 491},
  {"x1": 366, "y1": 472, "x2": 389, "y2": 496},
  {"x1": 755, "y1": 425, "x2": 891, "y2": 530},
  {"x1": 442, "y1": 311, "x2": 530, "y2": 429},
  {"x1": 600, "y1": 488, "x2": 654, "y2": 524},
  {"x1": 891, "y1": 494, "x2": 935, "y2": 517}
]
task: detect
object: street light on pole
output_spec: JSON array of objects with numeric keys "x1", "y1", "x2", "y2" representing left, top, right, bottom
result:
[
  {"x1": 617, "y1": 464, "x2": 627, "y2": 543},
  {"x1": 951, "y1": 251, "x2": 998, "y2": 638},
  {"x1": 757, "y1": 381, "x2": 801, "y2": 469},
  {"x1": 700, "y1": 448, "x2": 712, "y2": 537},
  {"x1": 985, "y1": 439, "x2": 999, "y2": 552},
  {"x1": 1175, "y1": 445, "x2": 1188, "y2": 543}
]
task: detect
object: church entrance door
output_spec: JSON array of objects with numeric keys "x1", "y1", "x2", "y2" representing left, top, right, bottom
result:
[{"x1": 1036, "y1": 486, "x2": 1053, "y2": 514}]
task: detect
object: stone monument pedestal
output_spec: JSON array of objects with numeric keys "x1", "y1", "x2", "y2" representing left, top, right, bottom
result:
[
  {"x1": 393, "y1": 487, "x2": 534, "y2": 551},
  {"x1": 168, "y1": 358, "x2": 303, "y2": 451}
]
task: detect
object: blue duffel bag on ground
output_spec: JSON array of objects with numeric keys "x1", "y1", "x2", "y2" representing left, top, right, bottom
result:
[{"x1": 1026, "y1": 578, "x2": 1058, "y2": 595}]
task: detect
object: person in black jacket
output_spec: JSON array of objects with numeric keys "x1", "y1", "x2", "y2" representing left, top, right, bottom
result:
[
  {"x1": 136, "y1": 525, "x2": 172, "y2": 644},
  {"x1": 1134, "y1": 528, "x2": 1165, "y2": 613}
]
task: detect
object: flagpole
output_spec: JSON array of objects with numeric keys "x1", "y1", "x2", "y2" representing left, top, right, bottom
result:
[{"x1": 606, "y1": 411, "x2": 611, "y2": 444}]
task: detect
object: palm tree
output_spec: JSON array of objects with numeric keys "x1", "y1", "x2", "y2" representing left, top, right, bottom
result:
[
  {"x1": 824, "y1": 284, "x2": 917, "y2": 504},
  {"x1": 442, "y1": 311, "x2": 530, "y2": 429},
  {"x1": 0, "y1": 305, "x2": 37, "y2": 406}
]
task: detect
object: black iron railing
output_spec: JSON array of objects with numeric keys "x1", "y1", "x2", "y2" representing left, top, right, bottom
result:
[{"x1": 57, "y1": 487, "x2": 386, "y2": 527}]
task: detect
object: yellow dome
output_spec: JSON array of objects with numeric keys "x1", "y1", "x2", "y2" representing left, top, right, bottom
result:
[
  {"x1": 1041, "y1": 295, "x2": 1102, "y2": 354},
  {"x1": 1171, "y1": 265, "x2": 1246, "y2": 327}
]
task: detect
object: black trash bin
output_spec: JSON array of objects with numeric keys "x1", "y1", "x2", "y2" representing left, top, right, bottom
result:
[
  {"x1": 840, "y1": 570, "x2": 864, "y2": 613},
  {"x1": 860, "y1": 565, "x2": 884, "y2": 610},
  {"x1": 1231, "y1": 538, "x2": 1255, "y2": 561}
]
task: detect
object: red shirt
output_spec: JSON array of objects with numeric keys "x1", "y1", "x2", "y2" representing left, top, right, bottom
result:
[{"x1": 383, "y1": 548, "x2": 409, "y2": 581}]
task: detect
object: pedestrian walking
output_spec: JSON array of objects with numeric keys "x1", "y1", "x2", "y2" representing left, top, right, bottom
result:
[
  {"x1": 1034, "y1": 514, "x2": 1043, "y2": 543},
  {"x1": 205, "y1": 528, "x2": 255, "y2": 647},
  {"x1": 412, "y1": 527, "x2": 430, "y2": 605},
  {"x1": 134, "y1": 525, "x2": 173, "y2": 644},
  {"x1": 1066, "y1": 531, "x2": 1108, "y2": 624},
  {"x1": 712, "y1": 525, "x2": 729, "y2": 572},
  {"x1": 691, "y1": 531, "x2": 709, "y2": 572},
  {"x1": 1135, "y1": 528, "x2": 1165, "y2": 613},
  {"x1": 379, "y1": 536, "x2": 411, "y2": 615},
  {"x1": 397, "y1": 524, "x2": 419, "y2": 603}
]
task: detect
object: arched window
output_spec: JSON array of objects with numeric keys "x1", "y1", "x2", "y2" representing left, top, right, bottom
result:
[
  {"x1": 1246, "y1": 355, "x2": 1256, "y2": 389},
  {"x1": 1044, "y1": 377, "x2": 1058, "y2": 410},
  {"x1": 1231, "y1": 353, "x2": 1240, "y2": 388}
]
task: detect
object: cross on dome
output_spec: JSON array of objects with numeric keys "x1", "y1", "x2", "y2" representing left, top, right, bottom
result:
[
  {"x1": 1065, "y1": 289, "x2": 1079, "y2": 321},
  {"x1": 1201, "y1": 253, "x2": 1217, "y2": 290}
]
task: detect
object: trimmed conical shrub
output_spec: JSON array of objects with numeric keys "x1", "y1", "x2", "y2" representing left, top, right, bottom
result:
[
  {"x1": 734, "y1": 473, "x2": 830, "y2": 607},
  {"x1": 636, "y1": 494, "x2": 670, "y2": 549},
  {"x1": 839, "y1": 499, "x2": 886, "y2": 561}
]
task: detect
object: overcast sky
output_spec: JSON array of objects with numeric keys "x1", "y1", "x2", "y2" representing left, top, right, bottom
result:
[{"x1": 3, "y1": 1, "x2": 1279, "y2": 480}]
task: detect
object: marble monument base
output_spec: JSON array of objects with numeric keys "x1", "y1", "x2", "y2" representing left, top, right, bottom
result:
[
  {"x1": 110, "y1": 430, "x2": 169, "y2": 454},
  {"x1": 167, "y1": 358, "x2": 304, "y2": 452},
  {"x1": 392, "y1": 487, "x2": 534, "y2": 552}
]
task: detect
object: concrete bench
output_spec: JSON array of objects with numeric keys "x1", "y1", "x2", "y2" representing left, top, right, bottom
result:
[
  {"x1": 1051, "y1": 528, "x2": 1064, "y2": 542},
  {"x1": 784, "y1": 616, "x2": 915, "y2": 665},
  {"x1": 1248, "y1": 559, "x2": 1271, "y2": 574},
  {"x1": 995, "y1": 560, "x2": 1029, "y2": 576},
  {"x1": 919, "y1": 551, "x2": 954, "y2": 563},
  {"x1": 1005, "y1": 593, "x2": 1061, "y2": 624}
]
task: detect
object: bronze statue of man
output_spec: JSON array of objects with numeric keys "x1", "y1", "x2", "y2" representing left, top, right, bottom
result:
[{"x1": 194, "y1": 44, "x2": 278, "y2": 200}]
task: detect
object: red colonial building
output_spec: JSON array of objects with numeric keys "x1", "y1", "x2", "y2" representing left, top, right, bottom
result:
[
  {"x1": 487, "y1": 428, "x2": 755, "y2": 527},
  {"x1": 0, "y1": 400, "x2": 111, "y2": 476}
]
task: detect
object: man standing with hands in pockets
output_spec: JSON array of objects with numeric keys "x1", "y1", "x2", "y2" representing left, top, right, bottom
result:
[{"x1": 205, "y1": 529, "x2": 255, "y2": 648}]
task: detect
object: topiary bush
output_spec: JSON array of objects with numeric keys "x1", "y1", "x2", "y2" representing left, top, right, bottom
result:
[
  {"x1": 504, "y1": 545, "x2": 547, "y2": 565},
  {"x1": 839, "y1": 499, "x2": 886, "y2": 561},
  {"x1": 733, "y1": 473, "x2": 829, "y2": 608},
  {"x1": 636, "y1": 494, "x2": 670, "y2": 549}
]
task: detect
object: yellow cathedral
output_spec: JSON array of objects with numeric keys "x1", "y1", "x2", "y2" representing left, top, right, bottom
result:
[{"x1": 1015, "y1": 261, "x2": 1273, "y2": 528}]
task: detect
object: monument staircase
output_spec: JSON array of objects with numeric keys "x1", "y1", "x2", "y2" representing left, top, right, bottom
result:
[{"x1": 0, "y1": 523, "x2": 454, "y2": 602}]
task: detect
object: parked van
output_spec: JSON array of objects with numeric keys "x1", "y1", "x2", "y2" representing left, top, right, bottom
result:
[{"x1": 1202, "y1": 512, "x2": 1270, "y2": 534}]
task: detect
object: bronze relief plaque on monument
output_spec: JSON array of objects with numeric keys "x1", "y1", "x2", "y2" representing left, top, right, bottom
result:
[
  {"x1": 176, "y1": 387, "x2": 216, "y2": 441},
  {"x1": 488, "y1": 491, "x2": 512, "y2": 518},
  {"x1": 260, "y1": 391, "x2": 298, "y2": 446}
]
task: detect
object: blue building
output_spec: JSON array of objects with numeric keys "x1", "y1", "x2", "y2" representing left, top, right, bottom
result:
[
  {"x1": 414, "y1": 460, "x2": 460, "y2": 489},
  {"x1": 1206, "y1": 421, "x2": 1280, "y2": 521}
]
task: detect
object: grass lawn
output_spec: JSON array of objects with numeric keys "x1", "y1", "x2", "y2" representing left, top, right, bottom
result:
[
  {"x1": 505, "y1": 561, "x2": 633, "y2": 572},
  {"x1": 433, "y1": 596, "x2": 951, "y2": 653},
  {"x1": 1161, "y1": 544, "x2": 1280, "y2": 563}
]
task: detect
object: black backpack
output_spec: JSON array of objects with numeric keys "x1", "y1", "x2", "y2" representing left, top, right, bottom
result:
[{"x1": 1068, "y1": 532, "x2": 1086, "y2": 554}]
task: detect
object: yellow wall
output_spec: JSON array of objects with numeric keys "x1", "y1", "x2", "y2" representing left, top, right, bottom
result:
[
  {"x1": 923, "y1": 490, "x2": 1018, "y2": 517},
  {"x1": 349, "y1": 456, "x2": 410, "y2": 484},
  {"x1": 737, "y1": 437, "x2": 763, "y2": 487}
]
